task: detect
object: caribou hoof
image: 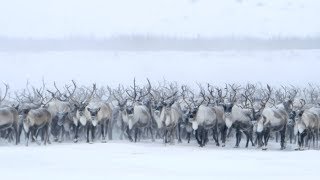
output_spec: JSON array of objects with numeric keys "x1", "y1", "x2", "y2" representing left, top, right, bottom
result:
[
  {"x1": 73, "y1": 138, "x2": 78, "y2": 143},
  {"x1": 280, "y1": 147, "x2": 286, "y2": 150},
  {"x1": 262, "y1": 147, "x2": 268, "y2": 150},
  {"x1": 101, "y1": 140, "x2": 107, "y2": 143},
  {"x1": 234, "y1": 146, "x2": 239, "y2": 148},
  {"x1": 221, "y1": 143, "x2": 225, "y2": 147}
]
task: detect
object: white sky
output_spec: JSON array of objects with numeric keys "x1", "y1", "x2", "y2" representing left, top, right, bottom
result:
[{"x1": 0, "y1": 0, "x2": 319, "y2": 38}]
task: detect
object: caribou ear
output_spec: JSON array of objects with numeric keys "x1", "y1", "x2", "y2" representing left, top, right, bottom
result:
[
  {"x1": 87, "y1": 107, "x2": 91, "y2": 112},
  {"x1": 298, "y1": 110, "x2": 304, "y2": 117},
  {"x1": 97, "y1": 107, "x2": 101, "y2": 112}
]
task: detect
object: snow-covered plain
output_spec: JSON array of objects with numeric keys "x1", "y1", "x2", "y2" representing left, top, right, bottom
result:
[
  {"x1": 0, "y1": 140, "x2": 318, "y2": 180},
  {"x1": 1, "y1": 0, "x2": 319, "y2": 179},
  {"x1": 1, "y1": 49, "x2": 320, "y2": 90}
]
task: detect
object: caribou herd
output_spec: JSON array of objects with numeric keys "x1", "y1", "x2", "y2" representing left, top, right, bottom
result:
[{"x1": 0, "y1": 80, "x2": 320, "y2": 151}]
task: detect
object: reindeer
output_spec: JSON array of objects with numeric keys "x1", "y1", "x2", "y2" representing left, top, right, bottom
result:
[
  {"x1": 68, "y1": 83, "x2": 105, "y2": 143},
  {"x1": 126, "y1": 79, "x2": 155, "y2": 142},
  {"x1": 256, "y1": 87, "x2": 296, "y2": 150},
  {"x1": 19, "y1": 82, "x2": 54, "y2": 146},
  {"x1": 155, "y1": 84, "x2": 181, "y2": 144},
  {"x1": 284, "y1": 99, "x2": 306, "y2": 144},
  {"x1": 181, "y1": 85, "x2": 217, "y2": 147},
  {"x1": 294, "y1": 106, "x2": 320, "y2": 150},
  {"x1": 0, "y1": 83, "x2": 20, "y2": 144},
  {"x1": 112, "y1": 85, "x2": 133, "y2": 141},
  {"x1": 206, "y1": 83, "x2": 240, "y2": 147},
  {"x1": 226, "y1": 84, "x2": 271, "y2": 148},
  {"x1": 47, "y1": 82, "x2": 76, "y2": 142}
]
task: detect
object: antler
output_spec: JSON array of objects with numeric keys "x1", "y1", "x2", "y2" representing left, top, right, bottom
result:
[
  {"x1": 228, "y1": 83, "x2": 240, "y2": 103},
  {"x1": 126, "y1": 78, "x2": 138, "y2": 102},
  {"x1": 259, "y1": 84, "x2": 272, "y2": 110},
  {"x1": 113, "y1": 85, "x2": 127, "y2": 107},
  {"x1": 181, "y1": 85, "x2": 193, "y2": 111},
  {"x1": 0, "y1": 83, "x2": 9, "y2": 104}
]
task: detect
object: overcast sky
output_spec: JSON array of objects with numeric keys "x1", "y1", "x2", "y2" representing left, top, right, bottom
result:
[{"x1": 0, "y1": 0, "x2": 319, "y2": 39}]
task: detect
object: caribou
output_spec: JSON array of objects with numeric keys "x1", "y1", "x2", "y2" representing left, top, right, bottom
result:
[
  {"x1": 125, "y1": 79, "x2": 155, "y2": 142},
  {"x1": 47, "y1": 83, "x2": 74, "y2": 142},
  {"x1": 112, "y1": 85, "x2": 133, "y2": 141},
  {"x1": 84, "y1": 101, "x2": 112, "y2": 143},
  {"x1": 256, "y1": 99, "x2": 293, "y2": 150},
  {"x1": 0, "y1": 83, "x2": 20, "y2": 145},
  {"x1": 256, "y1": 87, "x2": 298, "y2": 150},
  {"x1": 181, "y1": 85, "x2": 218, "y2": 147},
  {"x1": 225, "y1": 84, "x2": 271, "y2": 148},
  {"x1": 1, "y1": 79, "x2": 320, "y2": 151},
  {"x1": 294, "y1": 107, "x2": 320, "y2": 150}
]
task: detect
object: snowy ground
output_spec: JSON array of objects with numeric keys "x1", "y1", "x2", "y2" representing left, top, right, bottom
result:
[{"x1": 0, "y1": 139, "x2": 318, "y2": 180}]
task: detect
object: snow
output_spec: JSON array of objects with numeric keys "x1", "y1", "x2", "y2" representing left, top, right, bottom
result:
[
  {"x1": 0, "y1": 0, "x2": 319, "y2": 38},
  {"x1": 0, "y1": 140, "x2": 318, "y2": 180},
  {"x1": 1, "y1": 49, "x2": 319, "y2": 90}
]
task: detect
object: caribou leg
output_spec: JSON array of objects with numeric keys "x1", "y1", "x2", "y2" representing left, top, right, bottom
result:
[
  {"x1": 126, "y1": 126, "x2": 133, "y2": 142},
  {"x1": 200, "y1": 129, "x2": 207, "y2": 147},
  {"x1": 18, "y1": 124, "x2": 23, "y2": 144},
  {"x1": 86, "y1": 124, "x2": 91, "y2": 143},
  {"x1": 134, "y1": 128, "x2": 138, "y2": 142},
  {"x1": 177, "y1": 121, "x2": 182, "y2": 143},
  {"x1": 186, "y1": 132, "x2": 191, "y2": 143},
  {"x1": 297, "y1": 131, "x2": 306, "y2": 150},
  {"x1": 243, "y1": 131, "x2": 250, "y2": 148},
  {"x1": 164, "y1": 129, "x2": 168, "y2": 144},
  {"x1": 44, "y1": 124, "x2": 49, "y2": 145},
  {"x1": 262, "y1": 129, "x2": 270, "y2": 150},
  {"x1": 25, "y1": 131, "x2": 30, "y2": 146},
  {"x1": 101, "y1": 122, "x2": 106, "y2": 143},
  {"x1": 91, "y1": 125, "x2": 95, "y2": 143},
  {"x1": 73, "y1": 124, "x2": 79, "y2": 143},
  {"x1": 149, "y1": 127, "x2": 155, "y2": 142},
  {"x1": 316, "y1": 128, "x2": 319, "y2": 149},
  {"x1": 289, "y1": 127, "x2": 293, "y2": 144},
  {"x1": 108, "y1": 119, "x2": 113, "y2": 141},
  {"x1": 12, "y1": 123, "x2": 19, "y2": 145},
  {"x1": 195, "y1": 130, "x2": 201, "y2": 146},
  {"x1": 301, "y1": 131, "x2": 307, "y2": 150},
  {"x1": 212, "y1": 128, "x2": 220, "y2": 146},
  {"x1": 275, "y1": 132, "x2": 279, "y2": 143},
  {"x1": 220, "y1": 125, "x2": 227, "y2": 147},
  {"x1": 58, "y1": 126, "x2": 63, "y2": 143},
  {"x1": 234, "y1": 128, "x2": 241, "y2": 148},
  {"x1": 280, "y1": 127, "x2": 286, "y2": 150}
]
